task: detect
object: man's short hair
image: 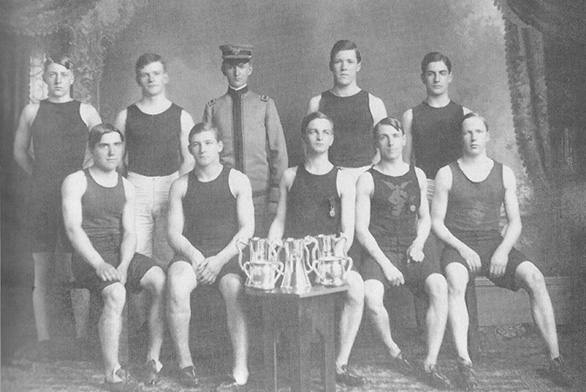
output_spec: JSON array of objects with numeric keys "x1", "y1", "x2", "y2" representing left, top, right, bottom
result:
[
  {"x1": 88, "y1": 123, "x2": 124, "y2": 150},
  {"x1": 44, "y1": 53, "x2": 74, "y2": 71},
  {"x1": 301, "y1": 112, "x2": 334, "y2": 134},
  {"x1": 460, "y1": 112, "x2": 489, "y2": 133},
  {"x1": 329, "y1": 40, "x2": 362, "y2": 64},
  {"x1": 421, "y1": 52, "x2": 452, "y2": 74},
  {"x1": 135, "y1": 53, "x2": 166, "y2": 76},
  {"x1": 189, "y1": 123, "x2": 223, "y2": 143},
  {"x1": 373, "y1": 117, "x2": 404, "y2": 137}
]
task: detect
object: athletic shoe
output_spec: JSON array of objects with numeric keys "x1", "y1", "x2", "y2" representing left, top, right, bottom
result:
[
  {"x1": 422, "y1": 364, "x2": 452, "y2": 390},
  {"x1": 178, "y1": 365, "x2": 199, "y2": 388},
  {"x1": 548, "y1": 356, "x2": 572, "y2": 388},
  {"x1": 104, "y1": 368, "x2": 143, "y2": 392},
  {"x1": 456, "y1": 360, "x2": 478, "y2": 391},
  {"x1": 335, "y1": 365, "x2": 366, "y2": 386}
]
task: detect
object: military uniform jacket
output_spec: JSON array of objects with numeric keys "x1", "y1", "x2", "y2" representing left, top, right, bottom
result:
[{"x1": 203, "y1": 89, "x2": 288, "y2": 203}]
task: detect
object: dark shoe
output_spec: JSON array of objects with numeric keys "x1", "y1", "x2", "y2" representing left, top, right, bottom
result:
[
  {"x1": 456, "y1": 360, "x2": 478, "y2": 391},
  {"x1": 104, "y1": 368, "x2": 143, "y2": 392},
  {"x1": 391, "y1": 351, "x2": 414, "y2": 375},
  {"x1": 422, "y1": 364, "x2": 452, "y2": 390},
  {"x1": 212, "y1": 376, "x2": 247, "y2": 392},
  {"x1": 178, "y1": 365, "x2": 199, "y2": 388},
  {"x1": 549, "y1": 356, "x2": 572, "y2": 388},
  {"x1": 336, "y1": 365, "x2": 366, "y2": 386},
  {"x1": 143, "y1": 359, "x2": 160, "y2": 386}
]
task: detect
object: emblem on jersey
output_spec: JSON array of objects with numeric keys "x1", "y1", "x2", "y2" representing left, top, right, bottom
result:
[
  {"x1": 208, "y1": 99, "x2": 216, "y2": 106},
  {"x1": 328, "y1": 196, "x2": 337, "y2": 218},
  {"x1": 260, "y1": 95, "x2": 269, "y2": 102}
]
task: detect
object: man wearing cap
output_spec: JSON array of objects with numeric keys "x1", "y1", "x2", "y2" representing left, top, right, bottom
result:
[{"x1": 203, "y1": 44, "x2": 288, "y2": 236}]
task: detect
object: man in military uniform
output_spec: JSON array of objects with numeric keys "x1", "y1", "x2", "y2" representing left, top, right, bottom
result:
[{"x1": 203, "y1": 44, "x2": 288, "y2": 236}]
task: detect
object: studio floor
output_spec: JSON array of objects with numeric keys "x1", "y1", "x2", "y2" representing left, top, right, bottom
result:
[{"x1": 2, "y1": 285, "x2": 586, "y2": 392}]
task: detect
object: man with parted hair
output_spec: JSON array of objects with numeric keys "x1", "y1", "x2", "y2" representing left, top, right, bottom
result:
[
  {"x1": 114, "y1": 52, "x2": 196, "y2": 265},
  {"x1": 355, "y1": 117, "x2": 452, "y2": 389},
  {"x1": 62, "y1": 123, "x2": 166, "y2": 391},
  {"x1": 13, "y1": 53, "x2": 102, "y2": 360},
  {"x1": 308, "y1": 39, "x2": 387, "y2": 181},
  {"x1": 268, "y1": 111, "x2": 366, "y2": 386},
  {"x1": 203, "y1": 44, "x2": 288, "y2": 237},
  {"x1": 432, "y1": 112, "x2": 571, "y2": 389},
  {"x1": 166, "y1": 122, "x2": 254, "y2": 391}
]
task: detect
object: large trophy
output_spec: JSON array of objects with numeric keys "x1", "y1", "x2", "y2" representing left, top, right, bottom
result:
[
  {"x1": 279, "y1": 237, "x2": 317, "y2": 293},
  {"x1": 311, "y1": 234, "x2": 353, "y2": 287},
  {"x1": 237, "y1": 237, "x2": 284, "y2": 290}
]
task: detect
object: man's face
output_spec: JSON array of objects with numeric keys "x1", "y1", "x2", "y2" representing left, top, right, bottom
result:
[
  {"x1": 92, "y1": 132, "x2": 124, "y2": 171},
  {"x1": 330, "y1": 50, "x2": 361, "y2": 87},
  {"x1": 421, "y1": 61, "x2": 452, "y2": 97},
  {"x1": 43, "y1": 63, "x2": 74, "y2": 99},
  {"x1": 461, "y1": 117, "x2": 489, "y2": 156},
  {"x1": 223, "y1": 61, "x2": 252, "y2": 89},
  {"x1": 136, "y1": 61, "x2": 168, "y2": 97},
  {"x1": 189, "y1": 130, "x2": 223, "y2": 167},
  {"x1": 375, "y1": 124, "x2": 405, "y2": 161},
  {"x1": 304, "y1": 118, "x2": 334, "y2": 154}
]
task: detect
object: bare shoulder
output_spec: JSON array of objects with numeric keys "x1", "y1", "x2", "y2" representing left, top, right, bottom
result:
[
  {"x1": 121, "y1": 177, "x2": 135, "y2": 197},
  {"x1": 307, "y1": 95, "x2": 322, "y2": 113},
  {"x1": 356, "y1": 170, "x2": 374, "y2": 193},
  {"x1": 463, "y1": 106, "x2": 472, "y2": 115},
  {"x1": 229, "y1": 168, "x2": 252, "y2": 192},
  {"x1": 501, "y1": 164, "x2": 517, "y2": 188},
  {"x1": 414, "y1": 167, "x2": 427, "y2": 183},
  {"x1": 282, "y1": 166, "x2": 298, "y2": 187},
  {"x1": 63, "y1": 170, "x2": 87, "y2": 194},
  {"x1": 21, "y1": 102, "x2": 40, "y2": 123},
  {"x1": 114, "y1": 108, "x2": 128, "y2": 131},
  {"x1": 180, "y1": 109, "x2": 195, "y2": 124},
  {"x1": 337, "y1": 169, "x2": 355, "y2": 190},
  {"x1": 435, "y1": 165, "x2": 453, "y2": 189},
  {"x1": 402, "y1": 108, "x2": 413, "y2": 122}
]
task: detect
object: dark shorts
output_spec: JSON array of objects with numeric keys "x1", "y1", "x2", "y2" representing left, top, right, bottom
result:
[
  {"x1": 72, "y1": 233, "x2": 157, "y2": 295},
  {"x1": 441, "y1": 232, "x2": 527, "y2": 291},
  {"x1": 360, "y1": 235, "x2": 441, "y2": 295},
  {"x1": 27, "y1": 179, "x2": 73, "y2": 253},
  {"x1": 169, "y1": 253, "x2": 245, "y2": 285}
]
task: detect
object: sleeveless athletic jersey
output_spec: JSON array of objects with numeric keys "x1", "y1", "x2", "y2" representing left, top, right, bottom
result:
[
  {"x1": 411, "y1": 101, "x2": 465, "y2": 178},
  {"x1": 30, "y1": 99, "x2": 87, "y2": 182},
  {"x1": 125, "y1": 103, "x2": 182, "y2": 176},
  {"x1": 369, "y1": 166, "x2": 421, "y2": 250},
  {"x1": 319, "y1": 90, "x2": 374, "y2": 167},
  {"x1": 445, "y1": 161, "x2": 504, "y2": 234},
  {"x1": 182, "y1": 166, "x2": 238, "y2": 257},
  {"x1": 285, "y1": 165, "x2": 340, "y2": 238},
  {"x1": 81, "y1": 169, "x2": 126, "y2": 237}
]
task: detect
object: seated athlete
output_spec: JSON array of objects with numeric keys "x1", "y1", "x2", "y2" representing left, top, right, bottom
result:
[
  {"x1": 432, "y1": 112, "x2": 571, "y2": 389},
  {"x1": 166, "y1": 123, "x2": 254, "y2": 391},
  {"x1": 355, "y1": 117, "x2": 451, "y2": 389},
  {"x1": 62, "y1": 124, "x2": 166, "y2": 391},
  {"x1": 268, "y1": 111, "x2": 366, "y2": 386}
]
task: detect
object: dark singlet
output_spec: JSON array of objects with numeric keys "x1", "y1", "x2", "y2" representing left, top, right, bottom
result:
[
  {"x1": 285, "y1": 165, "x2": 340, "y2": 238},
  {"x1": 445, "y1": 161, "x2": 504, "y2": 235},
  {"x1": 81, "y1": 169, "x2": 126, "y2": 238},
  {"x1": 319, "y1": 90, "x2": 374, "y2": 167},
  {"x1": 30, "y1": 99, "x2": 87, "y2": 182},
  {"x1": 182, "y1": 166, "x2": 238, "y2": 257},
  {"x1": 125, "y1": 103, "x2": 182, "y2": 176},
  {"x1": 369, "y1": 166, "x2": 421, "y2": 250},
  {"x1": 411, "y1": 101, "x2": 465, "y2": 178}
]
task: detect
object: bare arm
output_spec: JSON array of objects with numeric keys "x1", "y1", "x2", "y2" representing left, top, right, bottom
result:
[
  {"x1": 368, "y1": 94, "x2": 388, "y2": 125},
  {"x1": 307, "y1": 95, "x2": 321, "y2": 114},
  {"x1": 407, "y1": 167, "x2": 431, "y2": 262},
  {"x1": 179, "y1": 110, "x2": 196, "y2": 176},
  {"x1": 113, "y1": 109, "x2": 128, "y2": 173},
  {"x1": 117, "y1": 178, "x2": 137, "y2": 270},
  {"x1": 13, "y1": 104, "x2": 39, "y2": 176},
  {"x1": 402, "y1": 108, "x2": 414, "y2": 165},
  {"x1": 62, "y1": 171, "x2": 120, "y2": 281},
  {"x1": 431, "y1": 165, "x2": 481, "y2": 272},
  {"x1": 167, "y1": 175, "x2": 205, "y2": 268},
  {"x1": 267, "y1": 167, "x2": 296, "y2": 240},
  {"x1": 489, "y1": 165, "x2": 522, "y2": 277},
  {"x1": 80, "y1": 103, "x2": 102, "y2": 169},
  {"x1": 337, "y1": 170, "x2": 356, "y2": 252}
]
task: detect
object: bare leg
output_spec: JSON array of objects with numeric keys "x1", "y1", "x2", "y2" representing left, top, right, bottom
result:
[
  {"x1": 336, "y1": 271, "x2": 365, "y2": 366},
  {"x1": 422, "y1": 273, "x2": 449, "y2": 370},
  {"x1": 139, "y1": 266, "x2": 166, "y2": 364},
  {"x1": 218, "y1": 274, "x2": 249, "y2": 385},
  {"x1": 32, "y1": 252, "x2": 53, "y2": 342},
  {"x1": 99, "y1": 283, "x2": 126, "y2": 381},
  {"x1": 514, "y1": 261, "x2": 560, "y2": 359},
  {"x1": 445, "y1": 263, "x2": 471, "y2": 362},
  {"x1": 167, "y1": 261, "x2": 197, "y2": 369},
  {"x1": 363, "y1": 279, "x2": 401, "y2": 357}
]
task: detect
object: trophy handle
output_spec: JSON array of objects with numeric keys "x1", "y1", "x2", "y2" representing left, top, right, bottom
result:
[
  {"x1": 236, "y1": 238, "x2": 248, "y2": 269},
  {"x1": 241, "y1": 261, "x2": 253, "y2": 281},
  {"x1": 343, "y1": 257, "x2": 353, "y2": 279},
  {"x1": 273, "y1": 261, "x2": 285, "y2": 283},
  {"x1": 304, "y1": 236, "x2": 318, "y2": 271},
  {"x1": 336, "y1": 234, "x2": 348, "y2": 257}
]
